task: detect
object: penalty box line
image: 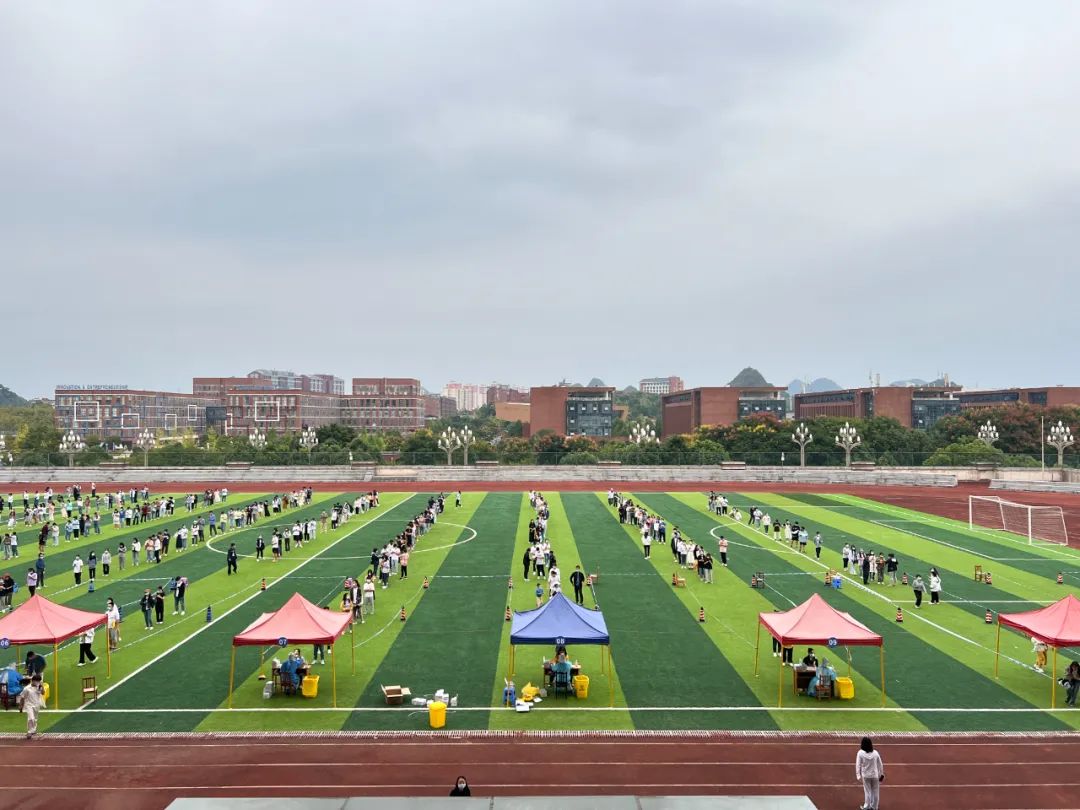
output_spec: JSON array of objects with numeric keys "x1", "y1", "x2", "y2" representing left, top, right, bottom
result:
[{"x1": 81, "y1": 498, "x2": 410, "y2": 710}]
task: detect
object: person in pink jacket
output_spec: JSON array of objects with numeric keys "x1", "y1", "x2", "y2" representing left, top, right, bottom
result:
[{"x1": 855, "y1": 736, "x2": 885, "y2": 810}]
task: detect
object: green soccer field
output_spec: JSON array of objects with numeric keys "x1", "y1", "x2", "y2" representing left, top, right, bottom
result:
[{"x1": 3, "y1": 490, "x2": 1079, "y2": 735}]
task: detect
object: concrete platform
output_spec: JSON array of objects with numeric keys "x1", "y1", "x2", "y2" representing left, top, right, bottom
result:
[{"x1": 168, "y1": 797, "x2": 818, "y2": 810}]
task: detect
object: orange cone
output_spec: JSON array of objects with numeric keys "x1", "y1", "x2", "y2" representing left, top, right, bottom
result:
[
  {"x1": 399, "y1": 606, "x2": 406, "y2": 622},
  {"x1": 750, "y1": 574, "x2": 757, "y2": 588},
  {"x1": 1058, "y1": 572, "x2": 1065, "y2": 585},
  {"x1": 423, "y1": 576, "x2": 429, "y2": 589},
  {"x1": 825, "y1": 570, "x2": 832, "y2": 587},
  {"x1": 505, "y1": 605, "x2": 512, "y2": 622},
  {"x1": 672, "y1": 572, "x2": 679, "y2": 587},
  {"x1": 507, "y1": 576, "x2": 512, "y2": 590},
  {"x1": 901, "y1": 572, "x2": 908, "y2": 586},
  {"x1": 985, "y1": 572, "x2": 993, "y2": 585},
  {"x1": 985, "y1": 609, "x2": 993, "y2": 624},
  {"x1": 895, "y1": 607, "x2": 903, "y2": 623},
  {"x1": 260, "y1": 578, "x2": 266, "y2": 591},
  {"x1": 698, "y1": 606, "x2": 705, "y2": 623}
]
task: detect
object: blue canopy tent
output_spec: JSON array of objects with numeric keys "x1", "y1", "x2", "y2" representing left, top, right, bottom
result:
[{"x1": 509, "y1": 593, "x2": 613, "y2": 705}]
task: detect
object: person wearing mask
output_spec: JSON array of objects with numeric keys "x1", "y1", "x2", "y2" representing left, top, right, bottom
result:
[
  {"x1": 154, "y1": 585, "x2": 166, "y2": 624},
  {"x1": 855, "y1": 736, "x2": 885, "y2": 810},
  {"x1": 17, "y1": 675, "x2": 46, "y2": 739},
  {"x1": 928, "y1": 568, "x2": 943, "y2": 605},
  {"x1": 449, "y1": 776, "x2": 471, "y2": 797},
  {"x1": 78, "y1": 625, "x2": 98, "y2": 666},
  {"x1": 106, "y1": 598, "x2": 121, "y2": 651},
  {"x1": 569, "y1": 565, "x2": 586, "y2": 605},
  {"x1": 139, "y1": 589, "x2": 154, "y2": 630},
  {"x1": 72, "y1": 555, "x2": 84, "y2": 586},
  {"x1": 1063, "y1": 660, "x2": 1080, "y2": 707},
  {"x1": 911, "y1": 574, "x2": 925, "y2": 608},
  {"x1": 174, "y1": 576, "x2": 188, "y2": 616}
]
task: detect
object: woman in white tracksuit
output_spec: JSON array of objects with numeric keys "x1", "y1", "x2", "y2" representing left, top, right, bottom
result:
[{"x1": 855, "y1": 736, "x2": 885, "y2": 810}]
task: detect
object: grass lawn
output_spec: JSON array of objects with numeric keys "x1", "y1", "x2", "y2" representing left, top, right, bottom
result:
[{"x1": 3, "y1": 489, "x2": 1078, "y2": 734}]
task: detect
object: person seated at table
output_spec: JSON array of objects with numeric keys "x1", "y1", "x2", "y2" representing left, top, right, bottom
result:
[
  {"x1": 279, "y1": 653, "x2": 301, "y2": 691},
  {"x1": 2, "y1": 663, "x2": 23, "y2": 698},
  {"x1": 802, "y1": 648, "x2": 818, "y2": 668},
  {"x1": 806, "y1": 657, "x2": 836, "y2": 697},
  {"x1": 292, "y1": 648, "x2": 308, "y2": 668},
  {"x1": 554, "y1": 643, "x2": 567, "y2": 660},
  {"x1": 551, "y1": 652, "x2": 572, "y2": 685}
]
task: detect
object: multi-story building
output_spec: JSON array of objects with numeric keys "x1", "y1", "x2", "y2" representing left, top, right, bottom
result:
[
  {"x1": 344, "y1": 378, "x2": 425, "y2": 433},
  {"x1": 441, "y1": 382, "x2": 489, "y2": 412},
  {"x1": 528, "y1": 386, "x2": 616, "y2": 437},
  {"x1": 54, "y1": 386, "x2": 221, "y2": 439},
  {"x1": 793, "y1": 385, "x2": 963, "y2": 429},
  {"x1": 486, "y1": 384, "x2": 529, "y2": 405},
  {"x1": 956, "y1": 387, "x2": 1080, "y2": 410},
  {"x1": 423, "y1": 394, "x2": 459, "y2": 421},
  {"x1": 661, "y1": 386, "x2": 788, "y2": 437},
  {"x1": 639, "y1": 376, "x2": 685, "y2": 395},
  {"x1": 494, "y1": 401, "x2": 531, "y2": 424}
]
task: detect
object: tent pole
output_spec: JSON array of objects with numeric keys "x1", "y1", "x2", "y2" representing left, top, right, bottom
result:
[
  {"x1": 880, "y1": 646, "x2": 886, "y2": 707},
  {"x1": 753, "y1": 622, "x2": 760, "y2": 676},
  {"x1": 53, "y1": 641, "x2": 59, "y2": 710},
  {"x1": 994, "y1": 622, "x2": 1001, "y2": 678},
  {"x1": 609, "y1": 645, "x2": 614, "y2": 707},
  {"x1": 351, "y1": 632, "x2": 355, "y2": 675},
  {"x1": 106, "y1": 629, "x2": 111, "y2": 678},
  {"x1": 228, "y1": 646, "x2": 236, "y2": 709},
  {"x1": 778, "y1": 652, "x2": 783, "y2": 708},
  {"x1": 1052, "y1": 646, "x2": 1057, "y2": 709},
  {"x1": 332, "y1": 639, "x2": 338, "y2": 708}
]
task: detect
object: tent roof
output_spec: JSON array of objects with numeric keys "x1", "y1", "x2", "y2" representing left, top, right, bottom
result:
[
  {"x1": 510, "y1": 592, "x2": 610, "y2": 645},
  {"x1": 0, "y1": 594, "x2": 106, "y2": 645},
  {"x1": 233, "y1": 592, "x2": 352, "y2": 647},
  {"x1": 759, "y1": 593, "x2": 882, "y2": 647},
  {"x1": 999, "y1": 594, "x2": 1080, "y2": 647}
]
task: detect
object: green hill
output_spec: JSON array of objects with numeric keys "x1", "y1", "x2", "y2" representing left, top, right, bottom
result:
[{"x1": 0, "y1": 384, "x2": 27, "y2": 407}]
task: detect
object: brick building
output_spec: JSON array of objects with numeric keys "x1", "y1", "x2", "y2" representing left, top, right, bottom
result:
[
  {"x1": 528, "y1": 386, "x2": 616, "y2": 437},
  {"x1": 661, "y1": 386, "x2": 787, "y2": 438},
  {"x1": 423, "y1": 394, "x2": 459, "y2": 420},
  {"x1": 793, "y1": 385, "x2": 963, "y2": 429},
  {"x1": 955, "y1": 387, "x2": 1080, "y2": 409},
  {"x1": 54, "y1": 387, "x2": 221, "y2": 439},
  {"x1": 344, "y1": 378, "x2": 425, "y2": 433},
  {"x1": 486, "y1": 384, "x2": 529, "y2": 405},
  {"x1": 639, "y1": 376, "x2": 685, "y2": 395}
]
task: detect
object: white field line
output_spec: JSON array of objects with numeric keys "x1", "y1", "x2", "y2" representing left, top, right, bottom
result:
[
  {"x1": 707, "y1": 520, "x2": 1041, "y2": 676},
  {"x1": 312, "y1": 522, "x2": 478, "y2": 560},
  {"x1": 79, "y1": 498, "x2": 410, "y2": 709},
  {"x1": 31, "y1": 704, "x2": 1080, "y2": 714}
]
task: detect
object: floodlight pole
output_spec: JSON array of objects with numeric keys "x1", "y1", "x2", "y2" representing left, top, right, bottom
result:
[
  {"x1": 135, "y1": 428, "x2": 155, "y2": 467},
  {"x1": 1047, "y1": 420, "x2": 1074, "y2": 469},
  {"x1": 835, "y1": 422, "x2": 861, "y2": 468},
  {"x1": 976, "y1": 420, "x2": 999, "y2": 448},
  {"x1": 249, "y1": 428, "x2": 267, "y2": 451},
  {"x1": 438, "y1": 428, "x2": 461, "y2": 465},
  {"x1": 59, "y1": 430, "x2": 86, "y2": 468},
  {"x1": 630, "y1": 420, "x2": 658, "y2": 445},
  {"x1": 460, "y1": 426, "x2": 476, "y2": 465},
  {"x1": 792, "y1": 422, "x2": 813, "y2": 467}
]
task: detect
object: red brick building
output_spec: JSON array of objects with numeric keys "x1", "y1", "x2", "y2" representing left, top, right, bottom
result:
[
  {"x1": 661, "y1": 386, "x2": 787, "y2": 437},
  {"x1": 345, "y1": 378, "x2": 425, "y2": 433},
  {"x1": 793, "y1": 385, "x2": 962, "y2": 429},
  {"x1": 486, "y1": 384, "x2": 529, "y2": 405},
  {"x1": 528, "y1": 386, "x2": 616, "y2": 437}
]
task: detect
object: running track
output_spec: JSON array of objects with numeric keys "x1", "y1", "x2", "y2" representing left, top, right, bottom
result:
[{"x1": 2, "y1": 732, "x2": 1079, "y2": 809}]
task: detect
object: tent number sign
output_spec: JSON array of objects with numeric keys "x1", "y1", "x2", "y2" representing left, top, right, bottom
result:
[
  {"x1": 556, "y1": 637, "x2": 565, "y2": 645},
  {"x1": 0, "y1": 638, "x2": 10, "y2": 649},
  {"x1": 827, "y1": 637, "x2": 838, "y2": 648},
  {"x1": 277, "y1": 637, "x2": 289, "y2": 648}
]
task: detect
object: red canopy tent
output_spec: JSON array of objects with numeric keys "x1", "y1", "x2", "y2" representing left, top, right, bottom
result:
[
  {"x1": 755, "y1": 593, "x2": 885, "y2": 707},
  {"x1": 0, "y1": 594, "x2": 109, "y2": 708},
  {"x1": 996, "y1": 594, "x2": 1080, "y2": 708},
  {"x1": 229, "y1": 593, "x2": 353, "y2": 707}
]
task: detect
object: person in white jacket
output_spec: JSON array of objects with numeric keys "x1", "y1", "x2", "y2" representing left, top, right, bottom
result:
[{"x1": 855, "y1": 736, "x2": 885, "y2": 810}]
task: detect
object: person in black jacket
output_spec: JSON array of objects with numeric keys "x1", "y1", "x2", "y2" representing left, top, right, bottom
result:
[
  {"x1": 449, "y1": 776, "x2": 471, "y2": 796},
  {"x1": 569, "y1": 565, "x2": 586, "y2": 605},
  {"x1": 522, "y1": 547, "x2": 531, "y2": 582},
  {"x1": 226, "y1": 544, "x2": 238, "y2": 575},
  {"x1": 139, "y1": 589, "x2": 154, "y2": 629}
]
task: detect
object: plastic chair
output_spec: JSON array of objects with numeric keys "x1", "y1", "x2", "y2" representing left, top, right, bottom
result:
[
  {"x1": 81, "y1": 676, "x2": 98, "y2": 704},
  {"x1": 552, "y1": 668, "x2": 572, "y2": 699}
]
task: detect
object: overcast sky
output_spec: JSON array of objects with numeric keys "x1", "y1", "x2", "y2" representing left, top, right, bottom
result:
[{"x1": 3, "y1": 2, "x2": 1079, "y2": 398}]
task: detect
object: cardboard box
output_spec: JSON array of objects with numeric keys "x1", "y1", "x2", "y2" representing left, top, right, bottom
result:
[{"x1": 381, "y1": 684, "x2": 412, "y2": 705}]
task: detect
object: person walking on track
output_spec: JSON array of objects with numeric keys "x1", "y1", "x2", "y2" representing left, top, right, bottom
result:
[{"x1": 855, "y1": 736, "x2": 884, "y2": 810}]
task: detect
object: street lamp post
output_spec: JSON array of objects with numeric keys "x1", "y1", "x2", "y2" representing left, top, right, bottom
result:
[
  {"x1": 438, "y1": 428, "x2": 461, "y2": 465},
  {"x1": 459, "y1": 426, "x2": 476, "y2": 465},
  {"x1": 249, "y1": 428, "x2": 267, "y2": 451},
  {"x1": 630, "y1": 420, "x2": 659, "y2": 445},
  {"x1": 1047, "y1": 420, "x2": 1074, "y2": 469},
  {"x1": 0, "y1": 433, "x2": 6, "y2": 467},
  {"x1": 791, "y1": 422, "x2": 813, "y2": 467},
  {"x1": 135, "y1": 428, "x2": 156, "y2": 467},
  {"x1": 835, "y1": 422, "x2": 862, "y2": 468},
  {"x1": 59, "y1": 430, "x2": 86, "y2": 467},
  {"x1": 976, "y1": 420, "x2": 999, "y2": 448},
  {"x1": 300, "y1": 425, "x2": 319, "y2": 462}
]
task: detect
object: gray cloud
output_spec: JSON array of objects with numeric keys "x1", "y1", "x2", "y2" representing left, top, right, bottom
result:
[{"x1": 2, "y1": 1, "x2": 1078, "y2": 396}]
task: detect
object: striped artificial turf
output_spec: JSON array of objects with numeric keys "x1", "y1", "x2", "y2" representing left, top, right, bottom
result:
[
  {"x1": 638, "y1": 492, "x2": 1068, "y2": 732},
  {"x1": 344, "y1": 492, "x2": 522, "y2": 731},
  {"x1": 563, "y1": 493, "x2": 777, "y2": 730}
]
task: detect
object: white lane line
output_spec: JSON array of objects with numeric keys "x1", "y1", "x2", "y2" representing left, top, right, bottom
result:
[{"x1": 79, "y1": 498, "x2": 410, "y2": 710}]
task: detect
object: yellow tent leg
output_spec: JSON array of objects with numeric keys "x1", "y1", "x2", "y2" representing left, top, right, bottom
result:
[
  {"x1": 106, "y1": 632, "x2": 111, "y2": 679},
  {"x1": 994, "y1": 622, "x2": 1001, "y2": 678},
  {"x1": 351, "y1": 632, "x2": 355, "y2": 676},
  {"x1": 332, "y1": 638, "x2": 338, "y2": 708},
  {"x1": 53, "y1": 641, "x2": 59, "y2": 710},
  {"x1": 228, "y1": 646, "x2": 237, "y2": 709},
  {"x1": 510, "y1": 644, "x2": 515, "y2": 678},
  {"x1": 608, "y1": 645, "x2": 614, "y2": 707},
  {"x1": 880, "y1": 646, "x2": 886, "y2": 707},
  {"x1": 778, "y1": 652, "x2": 783, "y2": 708},
  {"x1": 1052, "y1": 646, "x2": 1057, "y2": 709},
  {"x1": 753, "y1": 624, "x2": 760, "y2": 675}
]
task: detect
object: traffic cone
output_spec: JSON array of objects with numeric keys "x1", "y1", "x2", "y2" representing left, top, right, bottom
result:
[
  {"x1": 672, "y1": 572, "x2": 678, "y2": 587},
  {"x1": 895, "y1": 607, "x2": 903, "y2": 623},
  {"x1": 698, "y1": 606, "x2": 706, "y2": 623},
  {"x1": 506, "y1": 576, "x2": 511, "y2": 590},
  {"x1": 750, "y1": 574, "x2": 757, "y2": 588},
  {"x1": 205, "y1": 605, "x2": 212, "y2": 623},
  {"x1": 399, "y1": 606, "x2": 406, "y2": 622},
  {"x1": 423, "y1": 576, "x2": 430, "y2": 589},
  {"x1": 505, "y1": 605, "x2": 512, "y2": 622},
  {"x1": 260, "y1": 577, "x2": 266, "y2": 591},
  {"x1": 1058, "y1": 572, "x2": 1065, "y2": 585},
  {"x1": 985, "y1": 609, "x2": 993, "y2": 624},
  {"x1": 825, "y1": 570, "x2": 832, "y2": 587},
  {"x1": 901, "y1": 572, "x2": 908, "y2": 586},
  {"x1": 985, "y1": 572, "x2": 993, "y2": 585}
]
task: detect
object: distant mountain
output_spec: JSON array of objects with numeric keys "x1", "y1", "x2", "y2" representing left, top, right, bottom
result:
[
  {"x1": 728, "y1": 367, "x2": 771, "y2": 387},
  {"x1": 0, "y1": 384, "x2": 27, "y2": 407},
  {"x1": 587, "y1": 378, "x2": 607, "y2": 388},
  {"x1": 787, "y1": 377, "x2": 841, "y2": 395},
  {"x1": 889, "y1": 377, "x2": 958, "y2": 388}
]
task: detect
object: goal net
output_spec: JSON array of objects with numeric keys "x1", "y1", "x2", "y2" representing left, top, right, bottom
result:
[{"x1": 969, "y1": 495, "x2": 1069, "y2": 545}]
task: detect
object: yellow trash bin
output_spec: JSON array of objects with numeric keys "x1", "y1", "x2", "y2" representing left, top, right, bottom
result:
[
  {"x1": 835, "y1": 676, "x2": 854, "y2": 700},
  {"x1": 429, "y1": 700, "x2": 447, "y2": 729},
  {"x1": 301, "y1": 675, "x2": 320, "y2": 698},
  {"x1": 572, "y1": 674, "x2": 589, "y2": 699}
]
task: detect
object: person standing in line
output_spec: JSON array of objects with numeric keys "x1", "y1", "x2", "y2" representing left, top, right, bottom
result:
[
  {"x1": 17, "y1": 676, "x2": 46, "y2": 739},
  {"x1": 717, "y1": 535, "x2": 728, "y2": 567},
  {"x1": 929, "y1": 568, "x2": 942, "y2": 605},
  {"x1": 855, "y1": 736, "x2": 884, "y2": 810},
  {"x1": 570, "y1": 565, "x2": 586, "y2": 605},
  {"x1": 642, "y1": 527, "x2": 651, "y2": 558},
  {"x1": 87, "y1": 550, "x2": 97, "y2": 581},
  {"x1": 174, "y1": 576, "x2": 188, "y2": 615},
  {"x1": 226, "y1": 543, "x2": 238, "y2": 575},
  {"x1": 154, "y1": 585, "x2": 166, "y2": 624},
  {"x1": 399, "y1": 549, "x2": 409, "y2": 580},
  {"x1": 131, "y1": 538, "x2": 140, "y2": 568},
  {"x1": 140, "y1": 589, "x2": 154, "y2": 629},
  {"x1": 861, "y1": 553, "x2": 871, "y2": 586},
  {"x1": 72, "y1": 555, "x2": 84, "y2": 586},
  {"x1": 78, "y1": 625, "x2": 98, "y2": 666},
  {"x1": 117, "y1": 542, "x2": 126, "y2": 572},
  {"x1": 842, "y1": 544, "x2": 851, "y2": 571},
  {"x1": 912, "y1": 574, "x2": 925, "y2": 608},
  {"x1": 34, "y1": 553, "x2": 46, "y2": 589},
  {"x1": 362, "y1": 574, "x2": 376, "y2": 616},
  {"x1": 255, "y1": 535, "x2": 265, "y2": 561},
  {"x1": 455, "y1": 491, "x2": 462, "y2": 508},
  {"x1": 106, "y1": 598, "x2": 121, "y2": 650},
  {"x1": 101, "y1": 549, "x2": 112, "y2": 577},
  {"x1": 885, "y1": 554, "x2": 898, "y2": 586},
  {"x1": 26, "y1": 567, "x2": 38, "y2": 597}
]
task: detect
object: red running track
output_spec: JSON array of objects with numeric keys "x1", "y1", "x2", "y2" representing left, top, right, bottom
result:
[{"x1": 1, "y1": 732, "x2": 1078, "y2": 810}]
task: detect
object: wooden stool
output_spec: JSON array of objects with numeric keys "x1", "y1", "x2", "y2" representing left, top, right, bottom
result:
[
  {"x1": 81, "y1": 676, "x2": 98, "y2": 704},
  {"x1": 974, "y1": 565, "x2": 984, "y2": 582}
]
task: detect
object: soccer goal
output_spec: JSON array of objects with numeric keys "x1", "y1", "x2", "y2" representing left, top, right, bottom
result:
[{"x1": 969, "y1": 495, "x2": 1069, "y2": 545}]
